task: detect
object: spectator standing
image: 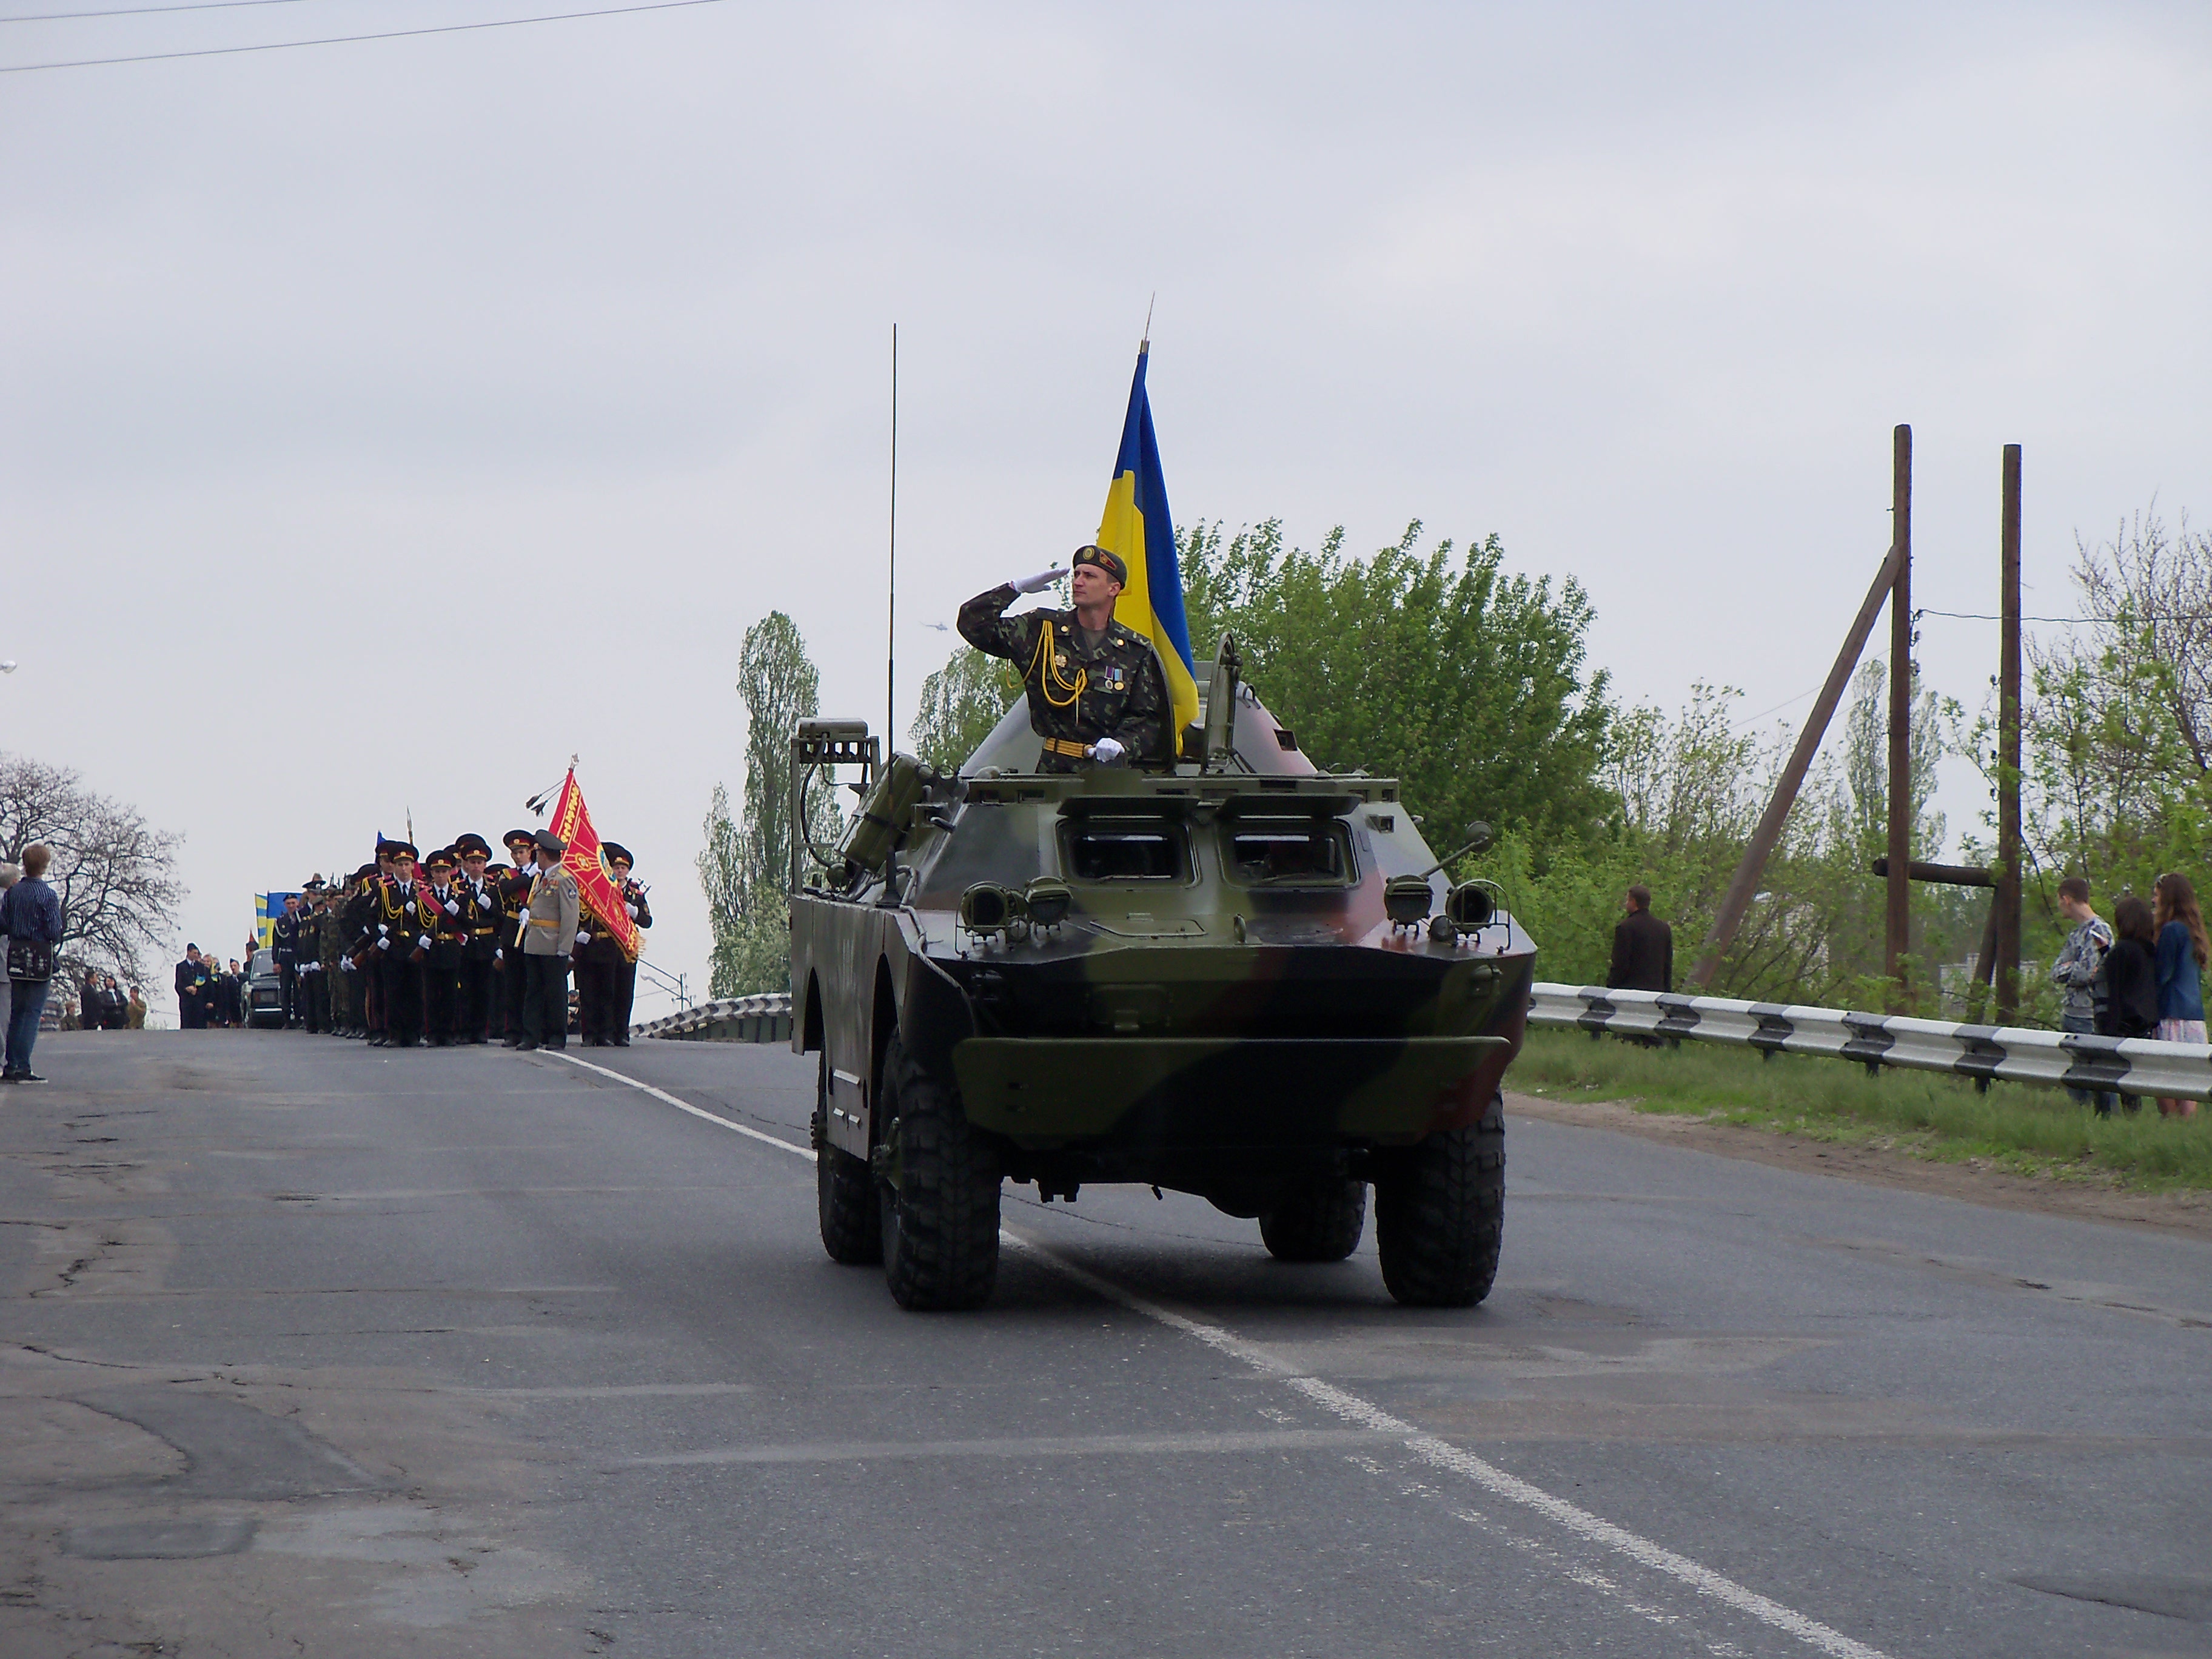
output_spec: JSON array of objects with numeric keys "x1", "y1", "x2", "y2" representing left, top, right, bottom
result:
[
  {"x1": 81, "y1": 969, "x2": 103, "y2": 1034},
  {"x1": 1607, "y1": 885, "x2": 1673, "y2": 993},
  {"x1": 2151, "y1": 873, "x2": 2208, "y2": 1118},
  {"x1": 174, "y1": 945, "x2": 212, "y2": 1030},
  {"x1": 2100, "y1": 896, "x2": 2160, "y2": 1114},
  {"x1": 1, "y1": 844, "x2": 65, "y2": 1082},
  {"x1": 0, "y1": 860, "x2": 18, "y2": 1054},
  {"x1": 2050, "y1": 877, "x2": 2116, "y2": 1114},
  {"x1": 126, "y1": 985, "x2": 147, "y2": 1029}
]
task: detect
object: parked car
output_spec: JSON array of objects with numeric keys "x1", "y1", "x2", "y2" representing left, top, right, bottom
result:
[{"x1": 246, "y1": 950, "x2": 285, "y2": 1029}]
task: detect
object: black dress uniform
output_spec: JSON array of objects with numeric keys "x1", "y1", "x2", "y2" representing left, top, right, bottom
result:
[
  {"x1": 609, "y1": 866, "x2": 651, "y2": 1045},
  {"x1": 270, "y1": 903, "x2": 301, "y2": 1027},
  {"x1": 421, "y1": 853, "x2": 466, "y2": 1045},
  {"x1": 498, "y1": 831, "x2": 537, "y2": 1044},
  {"x1": 338, "y1": 866, "x2": 377, "y2": 1037},
  {"x1": 957, "y1": 578, "x2": 1170, "y2": 773},
  {"x1": 357, "y1": 850, "x2": 432, "y2": 1048},
  {"x1": 453, "y1": 835, "x2": 501, "y2": 1044}
]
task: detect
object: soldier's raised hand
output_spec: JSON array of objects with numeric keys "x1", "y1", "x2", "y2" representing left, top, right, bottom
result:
[{"x1": 1010, "y1": 566, "x2": 1064, "y2": 595}]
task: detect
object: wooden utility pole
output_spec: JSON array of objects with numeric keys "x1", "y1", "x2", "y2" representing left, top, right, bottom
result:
[
  {"x1": 1995, "y1": 443, "x2": 2023, "y2": 1021},
  {"x1": 1690, "y1": 540, "x2": 1904, "y2": 989},
  {"x1": 1885, "y1": 425, "x2": 1914, "y2": 1005}
]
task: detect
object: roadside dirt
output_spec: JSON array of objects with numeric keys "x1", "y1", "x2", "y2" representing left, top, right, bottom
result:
[{"x1": 1506, "y1": 1090, "x2": 2212, "y2": 1242}]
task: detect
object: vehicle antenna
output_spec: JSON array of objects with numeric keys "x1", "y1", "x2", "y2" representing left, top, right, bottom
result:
[{"x1": 887, "y1": 321, "x2": 897, "y2": 751}]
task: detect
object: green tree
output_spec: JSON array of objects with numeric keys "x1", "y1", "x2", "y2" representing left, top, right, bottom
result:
[
  {"x1": 698, "y1": 612, "x2": 842, "y2": 998},
  {"x1": 1180, "y1": 519, "x2": 1612, "y2": 851},
  {"x1": 911, "y1": 648, "x2": 1021, "y2": 774}
]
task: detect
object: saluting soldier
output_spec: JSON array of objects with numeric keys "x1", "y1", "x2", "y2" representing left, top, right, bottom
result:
[
  {"x1": 454, "y1": 834, "x2": 501, "y2": 1044},
  {"x1": 356, "y1": 840, "x2": 431, "y2": 1048},
  {"x1": 957, "y1": 545, "x2": 1170, "y2": 773},
  {"x1": 497, "y1": 830, "x2": 538, "y2": 1047},
  {"x1": 605, "y1": 843, "x2": 650, "y2": 1045},
  {"x1": 420, "y1": 848, "x2": 466, "y2": 1046}
]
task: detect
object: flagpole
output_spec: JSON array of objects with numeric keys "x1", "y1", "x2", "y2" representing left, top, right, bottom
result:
[{"x1": 887, "y1": 323, "x2": 897, "y2": 750}]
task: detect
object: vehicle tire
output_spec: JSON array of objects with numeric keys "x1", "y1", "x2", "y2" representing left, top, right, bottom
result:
[
  {"x1": 1374, "y1": 1090, "x2": 1504, "y2": 1307},
  {"x1": 877, "y1": 1036, "x2": 1000, "y2": 1311},
  {"x1": 815, "y1": 1055, "x2": 881, "y2": 1265},
  {"x1": 1259, "y1": 1179, "x2": 1367, "y2": 1262}
]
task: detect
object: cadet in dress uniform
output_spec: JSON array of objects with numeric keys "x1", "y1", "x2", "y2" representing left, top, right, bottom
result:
[
  {"x1": 271, "y1": 896, "x2": 303, "y2": 1028},
  {"x1": 572, "y1": 850, "x2": 622, "y2": 1047},
  {"x1": 605, "y1": 844, "x2": 650, "y2": 1045},
  {"x1": 297, "y1": 879, "x2": 329, "y2": 1033},
  {"x1": 357, "y1": 841, "x2": 431, "y2": 1048},
  {"x1": 337, "y1": 863, "x2": 378, "y2": 1037},
  {"x1": 957, "y1": 545, "x2": 1170, "y2": 774},
  {"x1": 420, "y1": 848, "x2": 466, "y2": 1045},
  {"x1": 315, "y1": 878, "x2": 350, "y2": 1034},
  {"x1": 497, "y1": 830, "x2": 538, "y2": 1045},
  {"x1": 454, "y1": 834, "x2": 501, "y2": 1044}
]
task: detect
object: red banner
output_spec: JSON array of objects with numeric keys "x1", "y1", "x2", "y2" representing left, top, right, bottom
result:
[{"x1": 547, "y1": 769, "x2": 643, "y2": 963}]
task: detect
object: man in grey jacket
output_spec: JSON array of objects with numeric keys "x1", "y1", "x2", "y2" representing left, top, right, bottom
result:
[
  {"x1": 2051, "y1": 876, "x2": 2116, "y2": 1114},
  {"x1": 518, "y1": 830, "x2": 580, "y2": 1052}
]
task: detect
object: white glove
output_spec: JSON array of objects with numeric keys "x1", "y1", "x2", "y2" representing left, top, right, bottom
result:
[
  {"x1": 444, "y1": 899, "x2": 460, "y2": 916},
  {"x1": 626, "y1": 903, "x2": 639, "y2": 919},
  {"x1": 494, "y1": 948, "x2": 503, "y2": 962},
  {"x1": 1010, "y1": 567, "x2": 1063, "y2": 595},
  {"x1": 341, "y1": 959, "x2": 354, "y2": 973},
  {"x1": 404, "y1": 900, "x2": 417, "y2": 915},
  {"x1": 377, "y1": 937, "x2": 390, "y2": 951},
  {"x1": 377, "y1": 923, "x2": 389, "y2": 934},
  {"x1": 576, "y1": 931, "x2": 592, "y2": 946},
  {"x1": 1091, "y1": 736, "x2": 1125, "y2": 764}
]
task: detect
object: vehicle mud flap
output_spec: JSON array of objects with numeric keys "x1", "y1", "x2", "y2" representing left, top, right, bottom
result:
[
  {"x1": 878, "y1": 1036, "x2": 1001, "y2": 1311},
  {"x1": 815, "y1": 1053, "x2": 881, "y2": 1265},
  {"x1": 1373, "y1": 1089, "x2": 1504, "y2": 1307}
]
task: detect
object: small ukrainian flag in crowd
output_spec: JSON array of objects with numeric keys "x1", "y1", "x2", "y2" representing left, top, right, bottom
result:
[{"x1": 1094, "y1": 339, "x2": 1201, "y2": 754}]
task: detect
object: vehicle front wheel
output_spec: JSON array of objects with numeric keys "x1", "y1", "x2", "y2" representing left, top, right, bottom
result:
[
  {"x1": 814, "y1": 1054, "x2": 881, "y2": 1265},
  {"x1": 877, "y1": 1036, "x2": 1000, "y2": 1311},
  {"x1": 1373, "y1": 1091, "x2": 1504, "y2": 1307},
  {"x1": 1259, "y1": 1179, "x2": 1367, "y2": 1262}
]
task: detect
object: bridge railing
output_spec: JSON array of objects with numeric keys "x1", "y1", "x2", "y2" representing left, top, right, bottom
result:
[
  {"x1": 1529, "y1": 982, "x2": 2212, "y2": 1102},
  {"x1": 632, "y1": 993, "x2": 792, "y2": 1045}
]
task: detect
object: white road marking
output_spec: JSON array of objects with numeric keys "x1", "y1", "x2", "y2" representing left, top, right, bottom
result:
[
  {"x1": 567, "y1": 1048, "x2": 1899, "y2": 1659},
  {"x1": 624, "y1": 1426, "x2": 1396, "y2": 1466},
  {"x1": 549, "y1": 1051, "x2": 811, "y2": 1158}
]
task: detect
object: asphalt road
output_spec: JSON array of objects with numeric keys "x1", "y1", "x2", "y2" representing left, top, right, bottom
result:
[{"x1": 2, "y1": 1028, "x2": 2208, "y2": 1658}]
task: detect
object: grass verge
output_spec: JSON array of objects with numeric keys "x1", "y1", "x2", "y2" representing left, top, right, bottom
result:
[{"x1": 1512, "y1": 1027, "x2": 2212, "y2": 1191}]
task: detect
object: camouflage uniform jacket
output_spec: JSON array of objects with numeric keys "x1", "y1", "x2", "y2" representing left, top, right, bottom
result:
[{"x1": 957, "y1": 585, "x2": 1169, "y2": 773}]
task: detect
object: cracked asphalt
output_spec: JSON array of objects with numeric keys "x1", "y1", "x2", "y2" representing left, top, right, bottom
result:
[{"x1": 2, "y1": 1029, "x2": 2208, "y2": 1657}]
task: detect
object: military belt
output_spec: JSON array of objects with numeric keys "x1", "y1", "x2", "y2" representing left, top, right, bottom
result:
[
  {"x1": 471, "y1": 927, "x2": 495, "y2": 936},
  {"x1": 1041, "y1": 737, "x2": 1091, "y2": 759}
]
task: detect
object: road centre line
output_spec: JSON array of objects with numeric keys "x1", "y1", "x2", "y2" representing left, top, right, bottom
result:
[{"x1": 564, "y1": 1047, "x2": 1898, "y2": 1659}]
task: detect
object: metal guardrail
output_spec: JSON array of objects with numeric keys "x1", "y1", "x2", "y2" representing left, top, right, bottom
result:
[
  {"x1": 1530, "y1": 982, "x2": 2212, "y2": 1102},
  {"x1": 632, "y1": 993, "x2": 793, "y2": 1045}
]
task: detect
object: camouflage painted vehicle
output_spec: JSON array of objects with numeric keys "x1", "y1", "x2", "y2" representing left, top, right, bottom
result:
[{"x1": 788, "y1": 640, "x2": 1535, "y2": 1311}]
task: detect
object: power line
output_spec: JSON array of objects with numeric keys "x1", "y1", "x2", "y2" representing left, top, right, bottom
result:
[
  {"x1": 3, "y1": 1, "x2": 322, "y2": 24},
  {"x1": 0, "y1": 0, "x2": 722, "y2": 70},
  {"x1": 1917, "y1": 606, "x2": 2212, "y2": 625}
]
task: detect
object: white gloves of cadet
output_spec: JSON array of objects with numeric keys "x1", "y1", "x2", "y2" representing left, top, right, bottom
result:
[
  {"x1": 444, "y1": 899, "x2": 460, "y2": 917},
  {"x1": 376, "y1": 937, "x2": 390, "y2": 951},
  {"x1": 625, "y1": 903, "x2": 639, "y2": 919},
  {"x1": 1091, "y1": 737, "x2": 1125, "y2": 765},
  {"x1": 1010, "y1": 566, "x2": 1063, "y2": 595},
  {"x1": 576, "y1": 931, "x2": 592, "y2": 947}
]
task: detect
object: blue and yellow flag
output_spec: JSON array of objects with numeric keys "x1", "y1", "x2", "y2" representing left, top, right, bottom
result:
[{"x1": 1096, "y1": 343, "x2": 1200, "y2": 754}]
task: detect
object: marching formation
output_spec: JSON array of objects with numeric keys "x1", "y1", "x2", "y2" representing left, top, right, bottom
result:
[{"x1": 260, "y1": 828, "x2": 652, "y2": 1050}]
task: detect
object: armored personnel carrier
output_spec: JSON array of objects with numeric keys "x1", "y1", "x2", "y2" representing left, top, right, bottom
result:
[{"x1": 788, "y1": 638, "x2": 1535, "y2": 1311}]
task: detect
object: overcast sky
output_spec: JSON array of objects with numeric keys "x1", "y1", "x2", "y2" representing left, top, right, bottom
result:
[{"x1": 5, "y1": 1, "x2": 2207, "y2": 1020}]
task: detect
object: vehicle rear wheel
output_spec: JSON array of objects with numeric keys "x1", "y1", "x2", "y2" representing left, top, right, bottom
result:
[
  {"x1": 878, "y1": 1036, "x2": 1000, "y2": 1311},
  {"x1": 814, "y1": 1054, "x2": 881, "y2": 1265},
  {"x1": 1259, "y1": 1179, "x2": 1367, "y2": 1262},
  {"x1": 1374, "y1": 1091, "x2": 1504, "y2": 1307}
]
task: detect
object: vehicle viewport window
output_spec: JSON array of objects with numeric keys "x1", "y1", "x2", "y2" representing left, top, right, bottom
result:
[
  {"x1": 1065, "y1": 824, "x2": 1184, "y2": 881},
  {"x1": 1224, "y1": 825, "x2": 1349, "y2": 885}
]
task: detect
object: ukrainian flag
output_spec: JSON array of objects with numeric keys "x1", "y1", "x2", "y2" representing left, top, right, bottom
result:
[{"x1": 1096, "y1": 342, "x2": 1200, "y2": 755}]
